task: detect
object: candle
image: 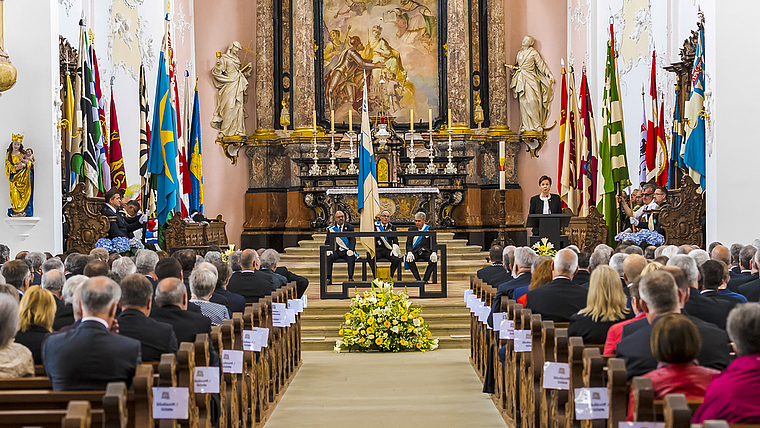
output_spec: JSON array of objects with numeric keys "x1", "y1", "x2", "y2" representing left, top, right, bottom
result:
[
  {"x1": 499, "y1": 141, "x2": 506, "y2": 191},
  {"x1": 331, "y1": 110, "x2": 334, "y2": 132},
  {"x1": 348, "y1": 110, "x2": 352, "y2": 130},
  {"x1": 448, "y1": 108, "x2": 452, "y2": 129},
  {"x1": 410, "y1": 109, "x2": 414, "y2": 132},
  {"x1": 429, "y1": 109, "x2": 433, "y2": 131},
  {"x1": 313, "y1": 110, "x2": 317, "y2": 131}
]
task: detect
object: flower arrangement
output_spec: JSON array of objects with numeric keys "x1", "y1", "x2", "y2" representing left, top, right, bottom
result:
[
  {"x1": 95, "y1": 236, "x2": 144, "y2": 256},
  {"x1": 531, "y1": 237, "x2": 557, "y2": 256},
  {"x1": 335, "y1": 279, "x2": 439, "y2": 353},
  {"x1": 221, "y1": 246, "x2": 236, "y2": 264},
  {"x1": 614, "y1": 229, "x2": 665, "y2": 246}
]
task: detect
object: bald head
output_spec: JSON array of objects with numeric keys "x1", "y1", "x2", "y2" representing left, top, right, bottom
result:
[
  {"x1": 240, "y1": 249, "x2": 259, "y2": 270},
  {"x1": 622, "y1": 254, "x2": 648, "y2": 284},
  {"x1": 80, "y1": 276, "x2": 121, "y2": 324},
  {"x1": 552, "y1": 248, "x2": 578, "y2": 278},
  {"x1": 710, "y1": 245, "x2": 730, "y2": 265},
  {"x1": 155, "y1": 277, "x2": 187, "y2": 309}
]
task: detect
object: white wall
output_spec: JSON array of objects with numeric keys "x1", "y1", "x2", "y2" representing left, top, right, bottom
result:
[{"x1": 0, "y1": 0, "x2": 62, "y2": 253}]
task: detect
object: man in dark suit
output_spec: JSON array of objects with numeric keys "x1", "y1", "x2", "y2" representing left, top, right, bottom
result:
[
  {"x1": 212, "y1": 261, "x2": 247, "y2": 315},
  {"x1": 616, "y1": 269, "x2": 730, "y2": 378},
  {"x1": 727, "y1": 245, "x2": 757, "y2": 292},
  {"x1": 477, "y1": 245, "x2": 511, "y2": 287},
  {"x1": 668, "y1": 255, "x2": 734, "y2": 330},
  {"x1": 259, "y1": 249, "x2": 287, "y2": 289},
  {"x1": 275, "y1": 266, "x2": 309, "y2": 298},
  {"x1": 154, "y1": 257, "x2": 204, "y2": 314},
  {"x1": 227, "y1": 249, "x2": 275, "y2": 303},
  {"x1": 325, "y1": 210, "x2": 356, "y2": 284},
  {"x1": 2, "y1": 259, "x2": 30, "y2": 297},
  {"x1": 42, "y1": 277, "x2": 142, "y2": 391},
  {"x1": 102, "y1": 188, "x2": 146, "y2": 239},
  {"x1": 728, "y1": 243, "x2": 743, "y2": 278},
  {"x1": 135, "y1": 249, "x2": 159, "y2": 290},
  {"x1": 26, "y1": 251, "x2": 45, "y2": 286},
  {"x1": 371, "y1": 210, "x2": 402, "y2": 279},
  {"x1": 526, "y1": 248, "x2": 588, "y2": 322},
  {"x1": 405, "y1": 212, "x2": 437, "y2": 283},
  {"x1": 150, "y1": 277, "x2": 212, "y2": 343},
  {"x1": 572, "y1": 252, "x2": 591, "y2": 287},
  {"x1": 117, "y1": 274, "x2": 178, "y2": 362},
  {"x1": 487, "y1": 247, "x2": 535, "y2": 328},
  {"x1": 173, "y1": 249, "x2": 197, "y2": 294}
]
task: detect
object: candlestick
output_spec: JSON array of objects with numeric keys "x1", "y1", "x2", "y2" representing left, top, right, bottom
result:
[
  {"x1": 346, "y1": 130, "x2": 358, "y2": 175},
  {"x1": 349, "y1": 110, "x2": 352, "y2": 130},
  {"x1": 410, "y1": 109, "x2": 414, "y2": 132},
  {"x1": 331, "y1": 110, "x2": 334, "y2": 132},
  {"x1": 313, "y1": 110, "x2": 317, "y2": 131},
  {"x1": 405, "y1": 131, "x2": 419, "y2": 175},
  {"x1": 448, "y1": 108, "x2": 452, "y2": 129},
  {"x1": 429, "y1": 109, "x2": 432, "y2": 131},
  {"x1": 425, "y1": 130, "x2": 437, "y2": 174},
  {"x1": 444, "y1": 129, "x2": 456, "y2": 174},
  {"x1": 327, "y1": 130, "x2": 339, "y2": 175},
  {"x1": 499, "y1": 141, "x2": 505, "y2": 190},
  {"x1": 308, "y1": 129, "x2": 321, "y2": 176}
]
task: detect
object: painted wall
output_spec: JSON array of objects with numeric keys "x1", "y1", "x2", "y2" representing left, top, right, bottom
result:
[{"x1": 0, "y1": 0, "x2": 62, "y2": 254}]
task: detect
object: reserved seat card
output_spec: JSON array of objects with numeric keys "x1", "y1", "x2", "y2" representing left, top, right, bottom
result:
[
  {"x1": 542, "y1": 362, "x2": 570, "y2": 390},
  {"x1": 574, "y1": 387, "x2": 609, "y2": 420},
  {"x1": 194, "y1": 366, "x2": 220, "y2": 394},
  {"x1": 222, "y1": 350, "x2": 244, "y2": 374},
  {"x1": 514, "y1": 330, "x2": 532, "y2": 352},
  {"x1": 152, "y1": 387, "x2": 189, "y2": 419},
  {"x1": 499, "y1": 319, "x2": 515, "y2": 340}
]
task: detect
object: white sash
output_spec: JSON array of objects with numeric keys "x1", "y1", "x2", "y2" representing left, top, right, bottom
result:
[{"x1": 375, "y1": 221, "x2": 393, "y2": 250}]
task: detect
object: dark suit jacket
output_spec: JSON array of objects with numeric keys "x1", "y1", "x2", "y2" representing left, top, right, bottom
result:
[
  {"x1": 528, "y1": 193, "x2": 562, "y2": 215},
  {"x1": 150, "y1": 304, "x2": 212, "y2": 344},
  {"x1": 572, "y1": 270, "x2": 591, "y2": 287},
  {"x1": 477, "y1": 264, "x2": 510, "y2": 287},
  {"x1": 118, "y1": 308, "x2": 178, "y2": 362},
  {"x1": 275, "y1": 267, "x2": 309, "y2": 298},
  {"x1": 325, "y1": 222, "x2": 356, "y2": 251},
  {"x1": 487, "y1": 272, "x2": 534, "y2": 328},
  {"x1": 53, "y1": 297, "x2": 75, "y2": 331},
  {"x1": 738, "y1": 278, "x2": 760, "y2": 302},
  {"x1": 568, "y1": 312, "x2": 633, "y2": 345},
  {"x1": 615, "y1": 314, "x2": 731, "y2": 379},
  {"x1": 525, "y1": 277, "x2": 589, "y2": 323},
  {"x1": 406, "y1": 226, "x2": 434, "y2": 256},
  {"x1": 259, "y1": 268, "x2": 286, "y2": 289},
  {"x1": 42, "y1": 320, "x2": 142, "y2": 391},
  {"x1": 727, "y1": 272, "x2": 757, "y2": 293},
  {"x1": 227, "y1": 271, "x2": 275, "y2": 303},
  {"x1": 15, "y1": 324, "x2": 50, "y2": 364},
  {"x1": 375, "y1": 222, "x2": 399, "y2": 248},
  {"x1": 102, "y1": 205, "x2": 141, "y2": 239},
  {"x1": 683, "y1": 287, "x2": 735, "y2": 330},
  {"x1": 209, "y1": 291, "x2": 229, "y2": 308},
  {"x1": 215, "y1": 288, "x2": 247, "y2": 315}
]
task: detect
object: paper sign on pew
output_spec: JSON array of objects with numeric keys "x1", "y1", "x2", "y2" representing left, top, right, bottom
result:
[
  {"x1": 194, "y1": 367, "x2": 220, "y2": 394},
  {"x1": 499, "y1": 319, "x2": 514, "y2": 340},
  {"x1": 286, "y1": 308, "x2": 296, "y2": 325},
  {"x1": 288, "y1": 299, "x2": 303, "y2": 313},
  {"x1": 302, "y1": 294, "x2": 308, "y2": 308},
  {"x1": 514, "y1": 330, "x2": 532, "y2": 352},
  {"x1": 272, "y1": 303, "x2": 289, "y2": 327},
  {"x1": 542, "y1": 362, "x2": 570, "y2": 390},
  {"x1": 466, "y1": 293, "x2": 477, "y2": 310},
  {"x1": 257, "y1": 327, "x2": 270, "y2": 347},
  {"x1": 152, "y1": 387, "x2": 189, "y2": 419},
  {"x1": 574, "y1": 387, "x2": 609, "y2": 420},
  {"x1": 242, "y1": 329, "x2": 261, "y2": 351},
  {"x1": 493, "y1": 313, "x2": 507, "y2": 331},
  {"x1": 464, "y1": 289, "x2": 474, "y2": 307},
  {"x1": 222, "y1": 350, "x2": 244, "y2": 374},
  {"x1": 618, "y1": 423, "x2": 665, "y2": 428}
]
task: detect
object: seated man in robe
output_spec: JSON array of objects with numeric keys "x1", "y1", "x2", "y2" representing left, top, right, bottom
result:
[{"x1": 405, "y1": 212, "x2": 437, "y2": 283}]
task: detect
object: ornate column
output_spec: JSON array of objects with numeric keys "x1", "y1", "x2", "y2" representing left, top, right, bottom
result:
[
  {"x1": 447, "y1": 0, "x2": 469, "y2": 131},
  {"x1": 292, "y1": 0, "x2": 315, "y2": 136},
  {"x1": 253, "y1": 0, "x2": 276, "y2": 139},
  {"x1": 486, "y1": 0, "x2": 509, "y2": 134}
]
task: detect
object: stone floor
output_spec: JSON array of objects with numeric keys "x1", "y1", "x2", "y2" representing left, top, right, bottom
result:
[{"x1": 263, "y1": 349, "x2": 506, "y2": 427}]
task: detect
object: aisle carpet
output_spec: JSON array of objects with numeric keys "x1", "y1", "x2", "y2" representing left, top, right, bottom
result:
[{"x1": 265, "y1": 349, "x2": 506, "y2": 427}]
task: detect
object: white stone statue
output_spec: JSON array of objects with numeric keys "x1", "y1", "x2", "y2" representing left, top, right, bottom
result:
[
  {"x1": 211, "y1": 41, "x2": 252, "y2": 137},
  {"x1": 509, "y1": 35, "x2": 554, "y2": 133}
]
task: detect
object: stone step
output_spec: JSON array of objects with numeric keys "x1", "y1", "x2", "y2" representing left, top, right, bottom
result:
[
  {"x1": 301, "y1": 335, "x2": 470, "y2": 351},
  {"x1": 283, "y1": 244, "x2": 486, "y2": 255}
]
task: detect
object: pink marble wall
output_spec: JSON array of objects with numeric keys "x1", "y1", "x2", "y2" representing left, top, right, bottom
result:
[
  {"x1": 193, "y1": 0, "x2": 257, "y2": 247},
  {"x1": 506, "y1": 0, "x2": 567, "y2": 224}
]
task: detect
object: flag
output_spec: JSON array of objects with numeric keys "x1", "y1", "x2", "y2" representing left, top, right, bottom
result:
[
  {"x1": 81, "y1": 33, "x2": 103, "y2": 197},
  {"x1": 139, "y1": 64, "x2": 154, "y2": 213},
  {"x1": 655, "y1": 102, "x2": 668, "y2": 186},
  {"x1": 147, "y1": 50, "x2": 179, "y2": 225},
  {"x1": 560, "y1": 67, "x2": 581, "y2": 214},
  {"x1": 178, "y1": 71, "x2": 193, "y2": 217},
  {"x1": 598, "y1": 22, "x2": 631, "y2": 246},
  {"x1": 69, "y1": 19, "x2": 86, "y2": 189},
  {"x1": 109, "y1": 87, "x2": 127, "y2": 190},
  {"x1": 91, "y1": 46, "x2": 111, "y2": 193},
  {"x1": 639, "y1": 94, "x2": 647, "y2": 186},
  {"x1": 557, "y1": 64, "x2": 567, "y2": 207},
  {"x1": 645, "y1": 51, "x2": 658, "y2": 182},
  {"x1": 579, "y1": 68, "x2": 599, "y2": 216},
  {"x1": 683, "y1": 26, "x2": 706, "y2": 189},
  {"x1": 668, "y1": 86, "x2": 684, "y2": 189},
  {"x1": 188, "y1": 81, "x2": 204, "y2": 214},
  {"x1": 358, "y1": 71, "x2": 380, "y2": 259}
]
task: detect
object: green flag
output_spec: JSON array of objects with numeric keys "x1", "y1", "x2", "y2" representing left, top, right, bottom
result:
[{"x1": 598, "y1": 24, "x2": 631, "y2": 246}]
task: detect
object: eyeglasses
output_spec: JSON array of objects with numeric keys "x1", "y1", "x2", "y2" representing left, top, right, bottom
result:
[{"x1": 643, "y1": 192, "x2": 653, "y2": 196}]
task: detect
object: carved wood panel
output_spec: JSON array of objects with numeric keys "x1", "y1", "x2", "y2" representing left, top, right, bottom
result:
[
  {"x1": 64, "y1": 183, "x2": 110, "y2": 253},
  {"x1": 658, "y1": 176, "x2": 705, "y2": 246}
]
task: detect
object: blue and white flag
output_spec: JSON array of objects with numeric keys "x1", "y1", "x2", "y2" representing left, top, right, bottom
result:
[
  {"x1": 358, "y1": 71, "x2": 380, "y2": 258},
  {"x1": 683, "y1": 27, "x2": 706, "y2": 189}
]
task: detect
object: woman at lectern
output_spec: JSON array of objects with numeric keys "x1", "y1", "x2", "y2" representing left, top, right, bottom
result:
[{"x1": 529, "y1": 175, "x2": 562, "y2": 215}]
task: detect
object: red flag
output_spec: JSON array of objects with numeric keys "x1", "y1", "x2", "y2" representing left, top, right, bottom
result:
[
  {"x1": 109, "y1": 88, "x2": 127, "y2": 190},
  {"x1": 645, "y1": 50, "x2": 658, "y2": 180},
  {"x1": 557, "y1": 65, "x2": 568, "y2": 205},
  {"x1": 656, "y1": 102, "x2": 669, "y2": 186},
  {"x1": 579, "y1": 68, "x2": 599, "y2": 215}
]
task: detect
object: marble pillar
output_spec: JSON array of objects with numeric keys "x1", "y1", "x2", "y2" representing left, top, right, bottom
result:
[
  {"x1": 486, "y1": 0, "x2": 509, "y2": 133},
  {"x1": 254, "y1": 0, "x2": 275, "y2": 136},
  {"x1": 447, "y1": 0, "x2": 469, "y2": 129},
  {"x1": 292, "y1": 0, "x2": 315, "y2": 133}
]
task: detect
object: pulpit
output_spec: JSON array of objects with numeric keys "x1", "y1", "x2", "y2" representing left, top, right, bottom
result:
[{"x1": 526, "y1": 214, "x2": 571, "y2": 249}]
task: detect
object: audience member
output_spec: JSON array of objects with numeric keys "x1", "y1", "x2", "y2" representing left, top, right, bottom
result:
[
  {"x1": 107, "y1": 253, "x2": 121, "y2": 269},
  {"x1": 0, "y1": 284, "x2": 18, "y2": 302},
  {"x1": 669, "y1": 255, "x2": 734, "y2": 329},
  {"x1": 594, "y1": 244, "x2": 612, "y2": 259},
  {"x1": 589, "y1": 250, "x2": 609, "y2": 273},
  {"x1": 55, "y1": 275, "x2": 87, "y2": 331},
  {"x1": 275, "y1": 263, "x2": 310, "y2": 298},
  {"x1": 573, "y1": 253, "x2": 591, "y2": 287},
  {"x1": 227, "y1": 249, "x2": 274, "y2": 303},
  {"x1": 117, "y1": 274, "x2": 178, "y2": 362},
  {"x1": 193, "y1": 262, "x2": 230, "y2": 309},
  {"x1": 211, "y1": 261, "x2": 246, "y2": 314},
  {"x1": 569, "y1": 265, "x2": 632, "y2": 344},
  {"x1": 189, "y1": 269, "x2": 230, "y2": 326},
  {"x1": 2, "y1": 260, "x2": 30, "y2": 296},
  {"x1": 477, "y1": 245, "x2": 509, "y2": 286},
  {"x1": 615, "y1": 269, "x2": 730, "y2": 378},
  {"x1": 692, "y1": 303, "x2": 760, "y2": 424},
  {"x1": 626, "y1": 314, "x2": 718, "y2": 421},
  {"x1": 15, "y1": 285, "x2": 56, "y2": 364},
  {"x1": 514, "y1": 256, "x2": 552, "y2": 304},
  {"x1": 25, "y1": 251, "x2": 45, "y2": 286},
  {"x1": 526, "y1": 249, "x2": 587, "y2": 322},
  {"x1": 701, "y1": 260, "x2": 746, "y2": 305},
  {"x1": 111, "y1": 257, "x2": 136, "y2": 282},
  {"x1": 623, "y1": 254, "x2": 647, "y2": 286},
  {"x1": 728, "y1": 243, "x2": 743, "y2": 276},
  {"x1": 727, "y1": 245, "x2": 756, "y2": 291},
  {"x1": 153, "y1": 257, "x2": 203, "y2": 314},
  {"x1": 43, "y1": 277, "x2": 142, "y2": 390},
  {"x1": 487, "y1": 247, "x2": 535, "y2": 328},
  {"x1": 653, "y1": 255, "x2": 669, "y2": 266},
  {"x1": 609, "y1": 253, "x2": 627, "y2": 284},
  {"x1": 738, "y1": 249, "x2": 760, "y2": 301},
  {"x1": 0, "y1": 293, "x2": 33, "y2": 378},
  {"x1": 41, "y1": 257, "x2": 64, "y2": 274},
  {"x1": 259, "y1": 249, "x2": 287, "y2": 289},
  {"x1": 689, "y1": 249, "x2": 710, "y2": 267},
  {"x1": 89, "y1": 248, "x2": 109, "y2": 264},
  {"x1": 83, "y1": 260, "x2": 109, "y2": 278},
  {"x1": 661, "y1": 245, "x2": 678, "y2": 260},
  {"x1": 624, "y1": 246, "x2": 644, "y2": 256},
  {"x1": 204, "y1": 251, "x2": 223, "y2": 264},
  {"x1": 644, "y1": 246, "x2": 656, "y2": 260},
  {"x1": 173, "y1": 249, "x2": 197, "y2": 292},
  {"x1": 135, "y1": 249, "x2": 159, "y2": 289},
  {"x1": 65, "y1": 254, "x2": 89, "y2": 277},
  {"x1": 15, "y1": 251, "x2": 28, "y2": 260},
  {"x1": 150, "y1": 278, "x2": 212, "y2": 343},
  {"x1": 0, "y1": 244, "x2": 10, "y2": 266},
  {"x1": 44, "y1": 271, "x2": 72, "y2": 331},
  {"x1": 710, "y1": 245, "x2": 730, "y2": 266},
  {"x1": 229, "y1": 251, "x2": 242, "y2": 272}
]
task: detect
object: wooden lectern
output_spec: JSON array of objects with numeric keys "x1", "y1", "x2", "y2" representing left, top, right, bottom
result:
[{"x1": 525, "y1": 214, "x2": 572, "y2": 249}]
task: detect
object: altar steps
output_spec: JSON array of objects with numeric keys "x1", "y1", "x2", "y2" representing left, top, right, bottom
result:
[{"x1": 299, "y1": 300, "x2": 472, "y2": 351}]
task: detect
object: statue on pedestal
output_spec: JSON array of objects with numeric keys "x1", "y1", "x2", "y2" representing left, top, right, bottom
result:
[
  {"x1": 509, "y1": 35, "x2": 554, "y2": 133},
  {"x1": 5, "y1": 134, "x2": 33, "y2": 217},
  {"x1": 211, "y1": 41, "x2": 252, "y2": 137}
]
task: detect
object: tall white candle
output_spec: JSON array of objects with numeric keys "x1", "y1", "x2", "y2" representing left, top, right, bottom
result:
[
  {"x1": 410, "y1": 109, "x2": 414, "y2": 132},
  {"x1": 499, "y1": 141, "x2": 506, "y2": 190},
  {"x1": 448, "y1": 108, "x2": 452, "y2": 129},
  {"x1": 429, "y1": 109, "x2": 433, "y2": 131},
  {"x1": 331, "y1": 110, "x2": 334, "y2": 132},
  {"x1": 313, "y1": 110, "x2": 317, "y2": 131},
  {"x1": 348, "y1": 110, "x2": 352, "y2": 130}
]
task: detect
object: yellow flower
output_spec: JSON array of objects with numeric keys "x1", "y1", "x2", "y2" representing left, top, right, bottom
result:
[
  {"x1": 392, "y1": 320, "x2": 398, "y2": 325},
  {"x1": 359, "y1": 338, "x2": 366, "y2": 343},
  {"x1": 367, "y1": 327, "x2": 374, "y2": 334},
  {"x1": 384, "y1": 320, "x2": 391, "y2": 328},
  {"x1": 375, "y1": 337, "x2": 383, "y2": 345},
  {"x1": 426, "y1": 330, "x2": 431, "y2": 338},
  {"x1": 400, "y1": 339, "x2": 407, "y2": 346},
  {"x1": 339, "y1": 329, "x2": 344, "y2": 335},
  {"x1": 360, "y1": 330, "x2": 366, "y2": 335},
  {"x1": 367, "y1": 318, "x2": 375, "y2": 325},
  {"x1": 353, "y1": 330, "x2": 359, "y2": 335},
  {"x1": 408, "y1": 325, "x2": 414, "y2": 332},
  {"x1": 416, "y1": 342, "x2": 422, "y2": 348},
  {"x1": 418, "y1": 317, "x2": 424, "y2": 324},
  {"x1": 401, "y1": 315, "x2": 408, "y2": 322}
]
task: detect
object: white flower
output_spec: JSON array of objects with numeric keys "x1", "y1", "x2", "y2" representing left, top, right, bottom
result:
[
  {"x1": 413, "y1": 318, "x2": 421, "y2": 327},
  {"x1": 431, "y1": 338, "x2": 439, "y2": 350},
  {"x1": 391, "y1": 326, "x2": 399, "y2": 333},
  {"x1": 334, "y1": 340, "x2": 343, "y2": 353}
]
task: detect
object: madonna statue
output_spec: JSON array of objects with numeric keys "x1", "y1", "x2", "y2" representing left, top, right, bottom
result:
[{"x1": 5, "y1": 135, "x2": 34, "y2": 217}]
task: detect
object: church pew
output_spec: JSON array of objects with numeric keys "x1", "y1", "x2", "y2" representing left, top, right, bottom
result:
[
  {"x1": 176, "y1": 342, "x2": 202, "y2": 428},
  {"x1": 550, "y1": 328, "x2": 569, "y2": 428},
  {"x1": 564, "y1": 336, "x2": 585, "y2": 428},
  {"x1": 606, "y1": 358, "x2": 628, "y2": 428},
  {"x1": 631, "y1": 377, "x2": 704, "y2": 422},
  {"x1": 219, "y1": 319, "x2": 241, "y2": 428},
  {"x1": 508, "y1": 301, "x2": 525, "y2": 424},
  {"x1": 243, "y1": 304, "x2": 267, "y2": 425},
  {"x1": 193, "y1": 334, "x2": 217, "y2": 428},
  {"x1": 520, "y1": 310, "x2": 544, "y2": 428},
  {"x1": 0, "y1": 399, "x2": 98, "y2": 428},
  {"x1": 540, "y1": 321, "x2": 557, "y2": 428},
  {"x1": 62, "y1": 400, "x2": 92, "y2": 428},
  {"x1": 663, "y1": 394, "x2": 692, "y2": 428},
  {"x1": 0, "y1": 376, "x2": 52, "y2": 390},
  {"x1": 156, "y1": 353, "x2": 178, "y2": 428},
  {"x1": 210, "y1": 326, "x2": 229, "y2": 428},
  {"x1": 580, "y1": 347, "x2": 605, "y2": 428},
  {"x1": 492, "y1": 297, "x2": 512, "y2": 411},
  {"x1": 469, "y1": 276, "x2": 478, "y2": 363}
]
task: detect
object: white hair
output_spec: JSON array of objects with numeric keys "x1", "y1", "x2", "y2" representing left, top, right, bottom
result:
[
  {"x1": 513, "y1": 247, "x2": 537, "y2": 270},
  {"x1": 688, "y1": 249, "x2": 710, "y2": 267},
  {"x1": 609, "y1": 253, "x2": 628, "y2": 277},
  {"x1": 667, "y1": 254, "x2": 699, "y2": 285},
  {"x1": 111, "y1": 257, "x2": 137, "y2": 278},
  {"x1": 661, "y1": 245, "x2": 679, "y2": 259},
  {"x1": 553, "y1": 248, "x2": 578, "y2": 274}
]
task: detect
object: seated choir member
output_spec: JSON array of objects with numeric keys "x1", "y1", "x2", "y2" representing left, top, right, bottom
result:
[
  {"x1": 405, "y1": 212, "x2": 438, "y2": 283},
  {"x1": 568, "y1": 265, "x2": 633, "y2": 344}
]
